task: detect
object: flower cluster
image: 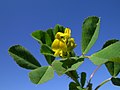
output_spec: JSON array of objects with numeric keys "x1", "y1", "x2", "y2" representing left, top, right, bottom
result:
[{"x1": 51, "y1": 28, "x2": 76, "y2": 57}]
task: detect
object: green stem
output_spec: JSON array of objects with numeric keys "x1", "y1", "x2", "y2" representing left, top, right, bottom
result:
[
  {"x1": 88, "y1": 65, "x2": 101, "y2": 83},
  {"x1": 80, "y1": 55, "x2": 90, "y2": 59},
  {"x1": 95, "y1": 77, "x2": 111, "y2": 90}
]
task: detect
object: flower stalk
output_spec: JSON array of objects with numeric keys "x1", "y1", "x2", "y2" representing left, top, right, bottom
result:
[
  {"x1": 89, "y1": 65, "x2": 101, "y2": 83},
  {"x1": 95, "y1": 77, "x2": 111, "y2": 90}
]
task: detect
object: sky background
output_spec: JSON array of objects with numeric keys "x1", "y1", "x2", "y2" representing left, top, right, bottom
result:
[{"x1": 0, "y1": 0, "x2": 120, "y2": 90}]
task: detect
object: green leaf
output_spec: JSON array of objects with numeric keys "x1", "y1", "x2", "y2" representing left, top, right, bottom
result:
[
  {"x1": 69, "y1": 82, "x2": 77, "y2": 90},
  {"x1": 29, "y1": 66, "x2": 54, "y2": 84},
  {"x1": 52, "y1": 60, "x2": 66, "y2": 75},
  {"x1": 105, "y1": 62, "x2": 120, "y2": 76},
  {"x1": 82, "y1": 16, "x2": 100, "y2": 54},
  {"x1": 66, "y1": 70, "x2": 79, "y2": 84},
  {"x1": 90, "y1": 41, "x2": 120, "y2": 65},
  {"x1": 106, "y1": 62, "x2": 120, "y2": 77},
  {"x1": 52, "y1": 57, "x2": 84, "y2": 76},
  {"x1": 69, "y1": 82, "x2": 81, "y2": 90},
  {"x1": 40, "y1": 44, "x2": 54, "y2": 56},
  {"x1": 8, "y1": 45, "x2": 41, "y2": 70},
  {"x1": 69, "y1": 50, "x2": 76, "y2": 57},
  {"x1": 103, "y1": 39, "x2": 120, "y2": 76},
  {"x1": 86, "y1": 83, "x2": 92, "y2": 90},
  {"x1": 40, "y1": 44, "x2": 55, "y2": 65},
  {"x1": 80, "y1": 72, "x2": 86, "y2": 88},
  {"x1": 53, "y1": 24, "x2": 65, "y2": 35},
  {"x1": 111, "y1": 77, "x2": 120, "y2": 86},
  {"x1": 102, "y1": 39, "x2": 119, "y2": 49},
  {"x1": 31, "y1": 30, "x2": 45, "y2": 44},
  {"x1": 44, "y1": 55, "x2": 55, "y2": 65},
  {"x1": 66, "y1": 57, "x2": 84, "y2": 72},
  {"x1": 31, "y1": 24, "x2": 66, "y2": 46},
  {"x1": 46, "y1": 28, "x2": 55, "y2": 42},
  {"x1": 31, "y1": 30, "x2": 52, "y2": 46}
]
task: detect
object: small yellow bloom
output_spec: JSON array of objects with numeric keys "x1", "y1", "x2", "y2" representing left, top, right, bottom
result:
[
  {"x1": 51, "y1": 39, "x2": 67, "y2": 57},
  {"x1": 64, "y1": 28, "x2": 71, "y2": 38},
  {"x1": 55, "y1": 32, "x2": 64, "y2": 39},
  {"x1": 67, "y1": 38, "x2": 77, "y2": 51},
  {"x1": 51, "y1": 28, "x2": 76, "y2": 57}
]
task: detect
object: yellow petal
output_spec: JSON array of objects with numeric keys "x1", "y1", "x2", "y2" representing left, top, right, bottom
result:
[
  {"x1": 64, "y1": 28, "x2": 71, "y2": 38},
  {"x1": 54, "y1": 49, "x2": 61, "y2": 56},
  {"x1": 51, "y1": 39, "x2": 60, "y2": 52},
  {"x1": 59, "y1": 40, "x2": 67, "y2": 51},
  {"x1": 52, "y1": 38, "x2": 67, "y2": 51},
  {"x1": 59, "y1": 50, "x2": 67, "y2": 58},
  {"x1": 55, "y1": 32, "x2": 64, "y2": 39},
  {"x1": 67, "y1": 38, "x2": 77, "y2": 51},
  {"x1": 59, "y1": 50, "x2": 63, "y2": 57},
  {"x1": 64, "y1": 28, "x2": 71, "y2": 34}
]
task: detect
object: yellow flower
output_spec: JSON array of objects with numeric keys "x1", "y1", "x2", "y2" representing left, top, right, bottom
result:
[
  {"x1": 64, "y1": 28, "x2": 71, "y2": 39},
  {"x1": 67, "y1": 38, "x2": 77, "y2": 51},
  {"x1": 55, "y1": 32, "x2": 64, "y2": 39},
  {"x1": 51, "y1": 28, "x2": 76, "y2": 57},
  {"x1": 52, "y1": 39, "x2": 67, "y2": 52}
]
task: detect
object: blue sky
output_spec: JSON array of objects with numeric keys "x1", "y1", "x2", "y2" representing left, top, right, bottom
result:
[{"x1": 0, "y1": 0, "x2": 120, "y2": 90}]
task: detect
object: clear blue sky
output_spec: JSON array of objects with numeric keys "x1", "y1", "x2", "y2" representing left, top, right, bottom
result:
[{"x1": 0, "y1": 0, "x2": 120, "y2": 90}]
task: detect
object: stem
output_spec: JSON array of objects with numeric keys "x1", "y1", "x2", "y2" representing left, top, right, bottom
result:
[
  {"x1": 95, "y1": 77, "x2": 111, "y2": 90},
  {"x1": 89, "y1": 65, "x2": 101, "y2": 83},
  {"x1": 80, "y1": 55, "x2": 90, "y2": 59}
]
